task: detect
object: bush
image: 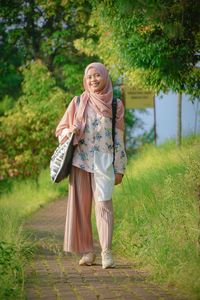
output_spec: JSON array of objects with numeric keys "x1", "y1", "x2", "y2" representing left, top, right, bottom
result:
[
  {"x1": 0, "y1": 240, "x2": 26, "y2": 299},
  {"x1": 0, "y1": 60, "x2": 68, "y2": 180}
]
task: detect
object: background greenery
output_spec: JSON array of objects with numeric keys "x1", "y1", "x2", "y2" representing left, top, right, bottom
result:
[
  {"x1": 77, "y1": 0, "x2": 200, "y2": 96},
  {"x1": 1, "y1": 0, "x2": 199, "y2": 181},
  {"x1": 0, "y1": 0, "x2": 200, "y2": 299},
  {"x1": 112, "y1": 135, "x2": 200, "y2": 298},
  {"x1": 0, "y1": 135, "x2": 199, "y2": 299}
]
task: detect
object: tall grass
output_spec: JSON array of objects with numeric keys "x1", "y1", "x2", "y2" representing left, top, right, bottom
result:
[
  {"x1": 112, "y1": 135, "x2": 200, "y2": 299},
  {"x1": 0, "y1": 169, "x2": 67, "y2": 299},
  {"x1": 1, "y1": 135, "x2": 199, "y2": 298}
]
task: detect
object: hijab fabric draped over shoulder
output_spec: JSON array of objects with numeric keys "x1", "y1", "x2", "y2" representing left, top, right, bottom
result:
[{"x1": 55, "y1": 62, "x2": 124, "y2": 145}]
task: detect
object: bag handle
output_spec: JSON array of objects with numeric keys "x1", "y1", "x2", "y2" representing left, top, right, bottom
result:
[{"x1": 112, "y1": 98, "x2": 117, "y2": 165}]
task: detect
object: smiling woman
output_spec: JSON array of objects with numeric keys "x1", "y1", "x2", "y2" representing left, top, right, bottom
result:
[{"x1": 55, "y1": 62, "x2": 127, "y2": 269}]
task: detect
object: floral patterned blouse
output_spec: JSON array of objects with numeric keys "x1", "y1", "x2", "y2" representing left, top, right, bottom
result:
[{"x1": 72, "y1": 101, "x2": 127, "y2": 174}]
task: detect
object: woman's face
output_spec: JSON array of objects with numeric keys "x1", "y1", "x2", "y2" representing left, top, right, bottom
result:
[{"x1": 85, "y1": 67, "x2": 104, "y2": 92}]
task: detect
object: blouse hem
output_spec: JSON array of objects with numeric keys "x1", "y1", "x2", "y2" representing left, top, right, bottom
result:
[{"x1": 72, "y1": 163, "x2": 94, "y2": 174}]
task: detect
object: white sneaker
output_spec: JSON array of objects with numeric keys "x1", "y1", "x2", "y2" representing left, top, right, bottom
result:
[
  {"x1": 79, "y1": 252, "x2": 96, "y2": 266},
  {"x1": 101, "y1": 249, "x2": 116, "y2": 269}
]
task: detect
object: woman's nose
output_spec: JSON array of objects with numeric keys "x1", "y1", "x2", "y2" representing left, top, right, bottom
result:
[{"x1": 91, "y1": 76, "x2": 97, "y2": 81}]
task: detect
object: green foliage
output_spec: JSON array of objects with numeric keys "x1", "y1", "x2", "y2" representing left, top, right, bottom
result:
[
  {"x1": 0, "y1": 168, "x2": 67, "y2": 299},
  {"x1": 111, "y1": 135, "x2": 200, "y2": 298},
  {"x1": 0, "y1": 240, "x2": 28, "y2": 300},
  {"x1": 0, "y1": 0, "x2": 92, "y2": 102},
  {"x1": 61, "y1": 62, "x2": 89, "y2": 97},
  {"x1": 125, "y1": 109, "x2": 154, "y2": 150},
  {"x1": 0, "y1": 60, "x2": 67, "y2": 180},
  {"x1": 0, "y1": 95, "x2": 15, "y2": 116},
  {"x1": 0, "y1": 11, "x2": 23, "y2": 100},
  {"x1": 77, "y1": 0, "x2": 200, "y2": 94}
]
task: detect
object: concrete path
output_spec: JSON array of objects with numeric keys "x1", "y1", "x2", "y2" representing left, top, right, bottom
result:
[{"x1": 24, "y1": 198, "x2": 184, "y2": 300}]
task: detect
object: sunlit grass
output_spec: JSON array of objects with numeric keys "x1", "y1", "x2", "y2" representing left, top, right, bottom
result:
[
  {"x1": 1, "y1": 134, "x2": 200, "y2": 299},
  {"x1": 111, "y1": 135, "x2": 200, "y2": 299},
  {"x1": 0, "y1": 169, "x2": 67, "y2": 299},
  {"x1": 0, "y1": 169, "x2": 67, "y2": 224}
]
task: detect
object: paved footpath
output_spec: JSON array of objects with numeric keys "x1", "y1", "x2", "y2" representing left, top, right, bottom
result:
[{"x1": 24, "y1": 198, "x2": 185, "y2": 300}]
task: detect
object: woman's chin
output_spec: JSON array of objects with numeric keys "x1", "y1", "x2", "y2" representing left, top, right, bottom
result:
[{"x1": 91, "y1": 87, "x2": 100, "y2": 93}]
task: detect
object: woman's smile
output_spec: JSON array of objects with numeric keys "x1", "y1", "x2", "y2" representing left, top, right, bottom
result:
[{"x1": 91, "y1": 82, "x2": 99, "y2": 88}]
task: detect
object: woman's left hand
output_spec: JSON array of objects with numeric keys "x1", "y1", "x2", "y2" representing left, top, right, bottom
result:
[{"x1": 115, "y1": 173, "x2": 123, "y2": 185}]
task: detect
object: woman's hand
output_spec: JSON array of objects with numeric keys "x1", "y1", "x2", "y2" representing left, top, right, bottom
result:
[
  {"x1": 115, "y1": 173, "x2": 123, "y2": 185},
  {"x1": 71, "y1": 124, "x2": 80, "y2": 134},
  {"x1": 71, "y1": 127, "x2": 79, "y2": 134}
]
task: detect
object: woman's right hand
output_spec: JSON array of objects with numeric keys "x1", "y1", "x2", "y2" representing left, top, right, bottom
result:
[
  {"x1": 71, "y1": 126, "x2": 79, "y2": 134},
  {"x1": 58, "y1": 125, "x2": 79, "y2": 144},
  {"x1": 71, "y1": 124, "x2": 81, "y2": 135},
  {"x1": 58, "y1": 128, "x2": 70, "y2": 143}
]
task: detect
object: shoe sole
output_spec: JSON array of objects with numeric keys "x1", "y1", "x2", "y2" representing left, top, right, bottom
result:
[
  {"x1": 102, "y1": 263, "x2": 116, "y2": 269},
  {"x1": 79, "y1": 255, "x2": 96, "y2": 266},
  {"x1": 79, "y1": 262, "x2": 94, "y2": 266}
]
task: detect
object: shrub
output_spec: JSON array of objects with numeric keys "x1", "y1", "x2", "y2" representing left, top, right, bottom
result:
[
  {"x1": 0, "y1": 239, "x2": 32, "y2": 300},
  {"x1": 0, "y1": 60, "x2": 68, "y2": 180}
]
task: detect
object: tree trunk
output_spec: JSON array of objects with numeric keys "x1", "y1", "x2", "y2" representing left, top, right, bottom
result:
[
  {"x1": 153, "y1": 95, "x2": 157, "y2": 145},
  {"x1": 176, "y1": 93, "x2": 182, "y2": 147},
  {"x1": 194, "y1": 100, "x2": 199, "y2": 135}
]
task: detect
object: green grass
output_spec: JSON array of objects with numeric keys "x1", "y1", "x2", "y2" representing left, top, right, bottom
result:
[
  {"x1": 0, "y1": 169, "x2": 67, "y2": 299},
  {"x1": 1, "y1": 135, "x2": 200, "y2": 299},
  {"x1": 111, "y1": 135, "x2": 200, "y2": 299}
]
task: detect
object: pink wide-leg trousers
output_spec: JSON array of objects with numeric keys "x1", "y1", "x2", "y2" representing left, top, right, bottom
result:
[{"x1": 64, "y1": 166, "x2": 114, "y2": 254}]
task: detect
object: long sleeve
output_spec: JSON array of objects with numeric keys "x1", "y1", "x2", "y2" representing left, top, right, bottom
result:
[
  {"x1": 55, "y1": 96, "x2": 83, "y2": 145},
  {"x1": 113, "y1": 99, "x2": 127, "y2": 174},
  {"x1": 55, "y1": 96, "x2": 77, "y2": 138},
  {"x1": 113, "y1": 128, "x2": 127, "y2": 174}
]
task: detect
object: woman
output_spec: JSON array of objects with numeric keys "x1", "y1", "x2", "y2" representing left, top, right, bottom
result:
[{"x1": 55, "y1": 62, "x2": 127, "y2": 269}]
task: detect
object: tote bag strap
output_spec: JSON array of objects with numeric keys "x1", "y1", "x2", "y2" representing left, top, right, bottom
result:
[{"x1": 112, "y1": 97, "x2": 117, "y2": 165}]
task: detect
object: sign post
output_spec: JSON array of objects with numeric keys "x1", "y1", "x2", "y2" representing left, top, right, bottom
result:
[
  {"x1": 124, "y1": 86, "x2": 154, "y2": 109},
  {"x1": 123, "y1": 85, "x2": 157, "y2": 145}
]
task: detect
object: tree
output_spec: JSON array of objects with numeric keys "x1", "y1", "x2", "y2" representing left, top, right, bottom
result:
[
  {"x1": 0, "y1": 60, "x2": 68, "y2": 180},
  {"x1": 74, "y1": 0, "x2": 200, "y2": 145},
  {"x1": 177, "y1": 93, "x2": 182, "y2": 146},
  {"x1": 91, "y1": 1, "x2": 199, "y2": 90},
  {"x1": 0, "y1": 0, "x2": 93, "y2": 106}
]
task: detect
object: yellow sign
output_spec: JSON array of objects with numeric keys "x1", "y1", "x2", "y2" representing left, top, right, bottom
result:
[{"x1": 124, "y1": 86, "x2": 154, "y2": 109}]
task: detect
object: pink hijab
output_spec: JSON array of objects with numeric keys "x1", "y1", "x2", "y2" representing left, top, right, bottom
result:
[{"x1": 56, "y1": 62, "x2": 124, "y2": 144}]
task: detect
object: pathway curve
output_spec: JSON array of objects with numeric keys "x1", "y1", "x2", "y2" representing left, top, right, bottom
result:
[{"x1": 24, "y1": 198, "x2": 184, "y2": 300}]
